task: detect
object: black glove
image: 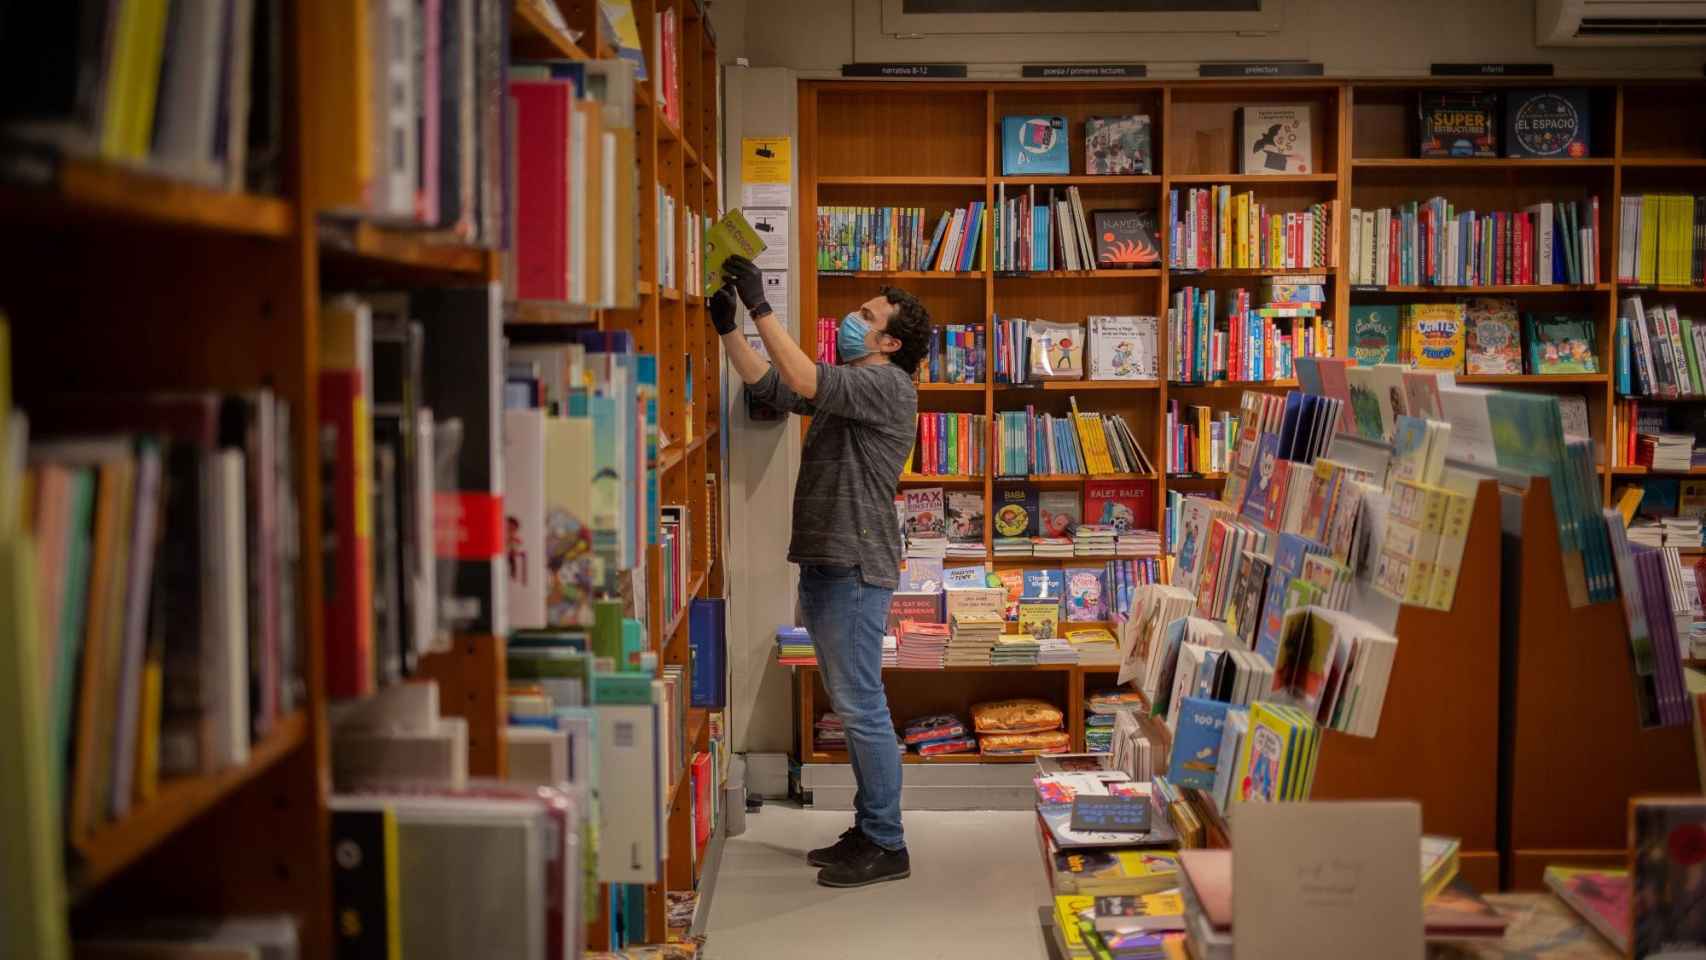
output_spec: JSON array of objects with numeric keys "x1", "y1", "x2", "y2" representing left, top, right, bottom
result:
[
  {"x1": 709, "y1": 283, "x2": 739, "y2": 335},
  {"x1": 723, "y1": 254, "x2": 770, "y2": 317}
]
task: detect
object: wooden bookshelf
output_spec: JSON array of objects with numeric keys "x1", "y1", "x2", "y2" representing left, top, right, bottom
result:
[{"x1": 0, "y1": 156, "x2": 296, "y2": 238}]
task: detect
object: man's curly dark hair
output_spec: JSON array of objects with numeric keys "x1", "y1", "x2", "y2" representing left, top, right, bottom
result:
[{"x1": 879, "y1": 286, "x2": 931, "y2": 376}]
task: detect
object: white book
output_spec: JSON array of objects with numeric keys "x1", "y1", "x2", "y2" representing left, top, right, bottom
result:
[
  {"x1": 412, "y1": 408, "x2": 439, "y2": 655},
  {"x1": 1349, "y1": 208, "x2": 1362, "y2": 284},
  {"x1": 505, "y1": 726, "x2": 569, "y2": 787},
  {"x1": 569, "y1": 107, "x2": 588, "y2": 302},
  {"x1": 502, "y1": 408, "x2": 547, "y2": 629},
  {"x1": 1437, "y1": 386, "x2": 1498, "y2": 467},
  {"x1": 206, "y1": 449, "x2": 250, "y2": 771},
  {"x1": 597, "y1": 699, "x2": 663, "y2": 883},
  {"x1": 1166, "y1": 642, "x2": 1208, "y2": 733},
  {"x1": 1376, "y1": 208, "x2": 1391, "y2": 287},
  {"x1": 1362, "y1": 209, "x2": 1378, "y2": 285},
  {"x1": 151, "y1": 0, "x2": 228, "y2": 184},
  {"x1": 334, "y1": 716, "x2": 469, "y2": 791},
  {"x1": 938, "y1": 209, "x2": 965, "y2": 271},
  {"x1": 601, "y1": 130, "x2": 618, "y2": 305},
  {"x1": 371, "y1": 0, "x2": 419, "y2": 220},
  {"x1": 1237, "y1": 104, "x2": 1312, "y2": 175}
]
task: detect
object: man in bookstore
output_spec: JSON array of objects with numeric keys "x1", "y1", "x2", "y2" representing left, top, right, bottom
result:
[{"x1": 713, "y1": 254, "x2": 931, "y2": 888}]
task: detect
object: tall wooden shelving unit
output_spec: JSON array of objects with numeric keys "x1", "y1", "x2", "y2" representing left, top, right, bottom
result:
[
  {"x1": 794, "y1": 76, "x2": 1706, "y2": 884},
  {"x1": 3, "y1": 1, "x2": 723, "y2": 954}
]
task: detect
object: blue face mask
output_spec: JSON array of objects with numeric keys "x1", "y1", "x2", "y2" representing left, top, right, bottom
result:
[{"x1": 837, "y1": 312, "x2": 872, "y2": 363}]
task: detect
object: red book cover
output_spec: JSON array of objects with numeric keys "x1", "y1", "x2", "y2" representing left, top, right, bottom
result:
[
  {"x1": 887, "y1": 591, "x2": 944, "y2": 632},
  {"x1": 1084, "y1": 478, "x2": 1156, "y2": 531},
  {"x1": 692, "y1": 752, "x2": 712, "y2": 850},
  {"x1": 319, "y1": 369, "x2": 373, "y2": 698},
  {"x1": 1195, "y1": 518, "x2": 1231, "y2": 616},
  {"x1": 1389, "y1": 217, "x2": 1399, "y2": 286},
  {"x1": 510, "y1": 80, "x2": 572, "y2": 301}
]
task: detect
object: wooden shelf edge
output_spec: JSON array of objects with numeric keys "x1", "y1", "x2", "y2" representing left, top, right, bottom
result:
[
  {"x1": 320, "y1": 220, "x2": 493, "y2": 275},
  {"x1": 1165, "y1": 173, "x2": 1338, "y2": 184},
  {"x1": 1456, "y1": 373, "x2": 1608, "y2": 384},
  {"x1": 819, "y1": 175, "x2": 986, "y2": 186},
  {"x1": 509, "y1": 1, "x2": 592, "y2": 61},
  {"x1": 9, "y1": 156, "x2": 295, "y2": 238},
  {"x1": 1351, "y1": 157, "x2": 1614, "y2": 169},
  {"x1": 71, "y1": 710, "x2": 309, "y2": 898},
  {"x1": 1168, "y1": 379, "x2": 1299, "y2": 389}
]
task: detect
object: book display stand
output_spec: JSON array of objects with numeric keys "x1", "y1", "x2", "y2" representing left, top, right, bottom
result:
[{"x1": 1503, "y1": 477, "x2": 1695, "y2": 890}]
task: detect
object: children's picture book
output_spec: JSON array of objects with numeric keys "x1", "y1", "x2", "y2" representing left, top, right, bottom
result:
[
  {"x1": 1235, "y1": 104, "x2": 1312, "y2": 174},
  {"x1": 1345, "y1": 366, "x2": 1386, "y2": 440},
  {"x1": 1002, "y1": 115, "x2": 1069, "y2": 175},
  {"x1": 899, "y1": 557, "x2": 944, "y2": 593},
  {"x1": 1092, "y1": 210, "x2": 1160, "y2": 267},
  {"x1": 943, "y1": 565, "x2": 988, "y2": 589},
  {"x1": 1504, "y1": 88, "x2": 1591, "y2": 159},
  {"x1": 1167, "y1": 697, "x2": 1231, "y2": 790},
  {"x1": 1631, "y1": 799, "x2": 1706, "y2": 958},
  {"x1": 1419, "y1": 90, "x2": 1498, "y2": 158},
  {"x1": 1024, "y1": 568, "x2": 1067, "y2": 599},
  {"x1": 1087, "y1": 315, "x2": 1158, "y2": 380},
  {"x1": 1065, "y1": 567, "x2": 1107, "y2": 621},
  {"x1": 1464, "y1": 298, "x2": 1522, "y2": 375},
  {"x1": 702, "y1": 207, "x2": 767, "y2": 294},
  {"x1": 946, "y1": 490, "x2": 985, "y2": 543},
  {"x1": 1019, "y1": 598, "x2": 1062, "y2": 639},
  {"x1": 1543, "y1": 866, "x2": 1629, "y2": 952},
  {"x1": 996, "y1": 567, "x2": 1024, "y2": 618},
  {"x1": 1350, "y1": 305, "x2": 1401, "y2": 367},
  {"x1": 1085, "y1": 478, "x2": 1154, "y2": 532},
  {"x1": 996, "y1": 487, "x2": 1039, "y2": 538},
  {"x1": 1240, "y1": 433, "x2": 1283, "y2": 523},
  {"x1": 1084, "y1": 115, "x2": 1153, "y2": 175},
  {"x1": 1405, "y1": 303, "x2": 1467, "y2": 372},
  {"x1": 903, "y1": 486, "x2": 945, "y2": 537},
  {"x1": 1525, "y1": 313, "x2": 1599, "y2": 374},
  {"x1": 1040, "y1": 490, "x2": 1082, "y2": 538},
  {"x1": 1028, "y1": 319, "x2": 1086, "y2": 380}
]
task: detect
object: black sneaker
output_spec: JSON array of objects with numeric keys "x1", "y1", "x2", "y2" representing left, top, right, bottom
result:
[
  {"x1": 816, "y1": 836, "x2": 910, "y2": 888},
  {"x1": 806, "y1": 826, "x2": 866, "y2": 867}
]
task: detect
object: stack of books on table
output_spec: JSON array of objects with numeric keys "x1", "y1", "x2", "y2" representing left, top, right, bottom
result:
[
  {"x1": 947, "y1": 613, "x2": 1003, "y2": 666},
  {"x1": 1035, "y1": 536, "x2": 1075, "y2": 559},
  {"x1": 992, "y1": 633, "x2": 1041, "y2": 666},
  {"x1": 1086, "y1": 690, "x2": 1147, "y2": 756},
  {"x1": 1067, "y1": 626, "x2": 1122, "y2": 667},
  {"x1": 815, "y1": 713, "x2": 845, "y2": 752},
  {"x1": 776, "y1": 627, "x2": 816, "y2": 667},
  {"x1": 1629, "y1": 517, "x2": 1700, "y2": 549},
  {"x1": 996, "y1": 537, "x2": 1035, "y2": 558},
  {"x1": 1117, "y1": 529, "x2": 1162, "y2": 558},
  {"x1": 906, "y1": 533, "x2": 948, "y2": 560},
  {"x1": 1652, "y1": 433, "x2": 1695, "y2": 472},
  {"x1": 1074, "y1": 524, "x2": 1118, "y2": 558},
  {"x1": 897, "y1": 620, "x2": 949, "y2": 668},
  {"x1": 946, "y1": 540, "x2": 988, "y2": 560},
  {"x1": 1038, "y1": 636, "x2": 1079, "y2": 665},
  {"x1": 882, "y1": 634, "x2": 899, "y2": 667}
]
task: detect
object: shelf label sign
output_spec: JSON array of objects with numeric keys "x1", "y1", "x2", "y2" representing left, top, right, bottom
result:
[
  {"x1": 1022, "y1": 64, "x2": 1146, "y2": 79},
  {"x1": 1199, "y1": 62, "x2": 1324, "y2": 77},
  {"x1": 1431, "y1": 62, "x2": 1554, "y2": 76},
  {"x1": 842, "y1": 63, "x2": 967, "y2": 78}
]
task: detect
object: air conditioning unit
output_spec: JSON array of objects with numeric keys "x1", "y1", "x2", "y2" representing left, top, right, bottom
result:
[{"x1": 1537, "y1": 0, "x2": 1706, "y2": 45}]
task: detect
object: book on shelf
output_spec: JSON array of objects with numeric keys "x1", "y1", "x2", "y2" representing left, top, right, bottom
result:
[
  {"x1": 1348, "y1": 195, "x2": 1600, "y2": 287},
  {"x1": 992, "y1": 184, "x2": 1111, "y2": 274},
  {"x1": 1620, "y1": 294, "x2": 1706, "y2": 398},
  {"x1": 994, "y1": 405, "x2": 1153, "y2": 478},
  {"x1": 1543, "y1": 866, "x2": 1629, "y2": 953},
  {"x1": 1168, "y1": 188, "x2": 1336, "y2": 271},
  {"x1": 1504, "y1": 88, "x2": 1592, "y2": 159},
  {"x1": 918, "y1": 324, "x2": 985, "y2": 384},
  {"x1": 20, "y1": 387, "x2": 304, "y2": 848},
  {"x1": 1350, "y1": 305, "x2": 1402, "y2": 367},
  {"x1": 1617, "y1": 193, "x2": 1705, "y2": 287},
  {"x1": 1167, "y1": 281, "x2": 1335, "y2": 384},
  {"x1": 1235, "y1": 104, "x2": 1312, "y2": 175},
  {"x1": 1, "y1": 0, "x2": 285, "y2": 194},
  {"x1": 1404, "y1": 303, "x2": 1467, "y2": 372},
  {"x1": 1086, "y1": 316, "x2": 1158, "y2": 381},
  {"x1": 654, "y1": 4, "x2": 682, "y2": 125},
  {"x1": 704, "y1": 207, "x2": 766, "y2": 292},
  {"x1": 1463, "y1": 298, "x2": 1522, "y2": 375},
  {"x1": 1084, "y1": 115, "x2": 1153, "y2": 175},
  {"x1": 1002, "y1": 115, "x2": 1069, "y2": 175},
  {"x1": 906, "y1": 413, "x2": 988, "y2": 477},
  {"x1": 1419, "y1": 90, "x2": 1498, "y2": 158},
  {"x1": 1524, "y1": 313, "x2": 1598, "y2": 374}
]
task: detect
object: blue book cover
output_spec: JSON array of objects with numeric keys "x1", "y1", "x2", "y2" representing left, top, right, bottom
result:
[
  {"x1": 1288, "y1": 394, "x2": 1320, "y2": 461},
  {"x1": 1194, "y1": 650, "x2": 1223, "y2": 700},
  {"x1": 1276, "y1": 391, "x2": 1305, "y2": 455},
  {"x1": 1002, "y1": 115, "x2": 1069, "y2": 175},
  {"x1": 1033, "y1": 202, "x2": 1051, "y2": 270},
  {"x1": 944, "y1": 565, "x2": 988, "y2": 589},
  {"x1": 1241, "y1": 433, "x2": 1282, "y2": 523},
  {"x1": 1295, "y1": 356, "x2": 1323, "y2": 396},
  {"x1": 1023, "y1": 568, "x2": 1066, "y2": 599},
  {"x1": 1167, "y1": 697, "x2": 1231, "y2": 790}
]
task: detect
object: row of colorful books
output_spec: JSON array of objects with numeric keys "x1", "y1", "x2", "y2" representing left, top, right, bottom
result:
[
  {"x1": 1167, "y1": 190, "x2": 1337, "y2": 271},
  {"x1": 1349, "y1": 196, "x2": 1600, "y2": 287},
  {"x1": 18, "y1": 387, "x2": 302, "y2": 848},
  {"x1": 1610, "y1": 402, "x2": 1706, "y2": 472},
  {"x1": 917, "y1": 323, "x2": 985, "y2": 384},
  {"x1": 905, "y1": 413, "x2": 988, "y2": 477},
  {"x1": 512, "y1": 57, "x2": 642, "y2": 307},
  {"x1": 891, "y1": 563, "x2": 1157, "y2": 638},
  {"x1": 994, "y1": 403, "x2": 1154, "y2": 478},
  {"x1": 993, "y1": 187, "x2": 1161, "y2": 272},
  {"x1": 993, "y1": 315, "x2": 1159, "y2": 384},
  {"x1": 1167, "y1": 281, "x2": 1335, "y2": 384},
  {"x1": 814, "y1": 206, "x2": 938, "y2": 272},
  {"x1": 900, "y1": 482, "x2": 1158, "y2": 546},
  {"x1": 1618, "y1": 193, "x2": 1706, "y2": 288},
  {"x1": 1351, "y1": 300, "x2": 1600, "y2": 376},
  {"x1": 1619, "y1": 294, "x2": 1706, "y2": 398}
]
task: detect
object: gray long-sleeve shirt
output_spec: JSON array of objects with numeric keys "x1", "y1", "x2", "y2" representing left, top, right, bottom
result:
[{"x1": 748, "y1": 362, "x2": 917, "y2": 589}]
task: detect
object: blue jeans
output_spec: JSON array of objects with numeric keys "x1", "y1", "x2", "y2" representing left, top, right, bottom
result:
[{"x1": 798, "y1": 563, "x2": 905, "y2": 851}]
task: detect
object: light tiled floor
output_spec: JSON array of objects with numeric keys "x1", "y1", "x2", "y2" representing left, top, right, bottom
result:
[{"x1": 703, "y1": 804, "x2": 1052, "y2": 960}]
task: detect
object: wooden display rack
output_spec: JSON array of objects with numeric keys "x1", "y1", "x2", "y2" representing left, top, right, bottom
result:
[
  {"x1": 1309, "y1": 479, "x2": 1505, "y2": 892},
  {"x1": 5, "y1": 1, "x2": 723, "y2": 954},
  {"x1": 1503, "y1": 477, "x2": 1696, "y2": 890}
]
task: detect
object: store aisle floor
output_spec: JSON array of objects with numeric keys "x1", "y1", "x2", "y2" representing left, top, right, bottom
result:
[{"x1": 704, "y1": 804, "x2": 1051, "y2": 959}]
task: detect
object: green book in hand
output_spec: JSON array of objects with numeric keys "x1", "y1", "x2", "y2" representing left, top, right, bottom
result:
[{"x1": 702, "y1": 208, "x2": 768, "y2": 295}]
